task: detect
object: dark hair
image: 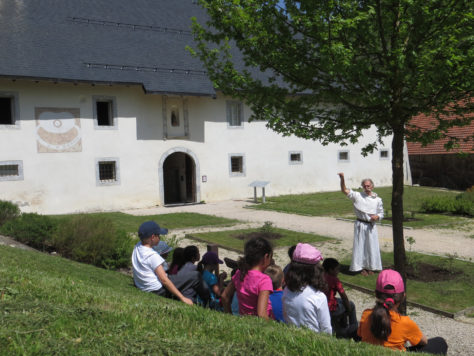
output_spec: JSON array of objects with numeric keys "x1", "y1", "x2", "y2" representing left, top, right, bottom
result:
[
  {"x1": 285, "y1": 261, "x2": 327, "y2": 293},
  {"x1": 168, "y1": 247, "x2": 185, "y2": 273},
  {"x1": 369, "y1": 287, "x2": 405, "y2": 341},
  {"x1": 322, "y1": 258, "x2": 339, "y2": 272},
  {"x1": 238, "y1": 237, "x2": 273, "y2": 281},
  {"x1": 183, "y1": 245, "x2": 200, "y2": 263},
  {"x1": 288, "y1": 245, "x2": 297, "y2": 259}
]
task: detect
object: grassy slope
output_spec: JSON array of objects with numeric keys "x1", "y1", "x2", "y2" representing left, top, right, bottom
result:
[{"x1": 0, "y1": 246, "x2": 397, "y2": 356}]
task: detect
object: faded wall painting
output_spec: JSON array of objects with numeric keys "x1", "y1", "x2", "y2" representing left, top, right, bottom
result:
[{"x1": 35, "y1": 107, "x2": 82, "y2": 153}]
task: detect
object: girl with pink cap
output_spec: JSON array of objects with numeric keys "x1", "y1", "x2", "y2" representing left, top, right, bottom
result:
[
  {"x1": 358, "y1": 269, "x2": 447, "y2": 354},
  {"x1": 282, "y1": 243, "x2": 332, "y2": 334}
]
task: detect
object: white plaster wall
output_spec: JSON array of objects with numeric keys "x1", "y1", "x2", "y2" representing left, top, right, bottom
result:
[{"x1": 0, "y1": 79, "x2": 401, "y2": 214}]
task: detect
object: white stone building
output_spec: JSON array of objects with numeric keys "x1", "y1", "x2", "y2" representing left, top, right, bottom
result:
[{"x1": 0, "y1": 1, "x2": 409, "y2": 214}]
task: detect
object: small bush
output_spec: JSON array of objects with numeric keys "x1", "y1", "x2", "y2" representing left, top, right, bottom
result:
[
  {"x1": 0, "y1": 213, "x2": 57, "y2": 250},
  {"x1": 0, "y1": 200, "x2": 21, "y2": 227},
  {"x1": 421, "y1": 194, "x2": 473, "y2": 217},
  {"x1": 52, "y1": 215, "x2": 134, "y2": 269}
]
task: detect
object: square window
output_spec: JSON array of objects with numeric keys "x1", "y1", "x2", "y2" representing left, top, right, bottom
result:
[
  {"x1": 0, "y1": 160, "x2": 24, "y2": 181},
  {"x1": 226, "y1": 101, "x2": 243, "y2": 127},
  {"x1": 0, "y1": 164, "x2": 18, "y2": 177},
  {"x1": 99, "y1": 161, "x2": 116, "y2": 181},
  {"x1": 288, "y1": 151, "x2": 303, "y2": 165},
  {"x1": 231, "y1": 156, "x2": 243, "y2": 173},
  {"x1": 290, "y1": 153, "x2": 300, "y2": 161},
  {"x1": 96, "y1": 101, "x2": 113, "y2": 126},
  {"x1": 93, "y1": 96, "x2": 117, "y2": 129},
  {"x1": 96, "y1": 158, "x2": 120, "y2": 185},
  {"x1": 229, "y1": 154, "x2": 246, "y2": 176},
  {"x1": 380, "y1": 150, "x2": 389, "y2": 159},
  {"x1": 0, "y1": 92, "x2": 19, "y2": 127},
  {"x1": 338, "y1": 151, "x2": 349, "y2": 161},
  {"x1": 0, "y1": 97, "x2": 13, "y2": 125}
]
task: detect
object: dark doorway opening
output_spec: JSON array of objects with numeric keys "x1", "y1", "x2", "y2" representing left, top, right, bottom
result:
[{"x1": 163, "y1": 152, "x2": 196, "y2": 205}]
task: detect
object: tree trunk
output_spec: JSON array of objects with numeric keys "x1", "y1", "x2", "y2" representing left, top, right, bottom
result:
[{"x1": 391, "y1": 123, "x2": 407, "y2": 314}]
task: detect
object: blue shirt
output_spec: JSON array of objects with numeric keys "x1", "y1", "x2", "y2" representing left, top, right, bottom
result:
[
  {"x1": 202, "y1": 270, "x2": 219, "y2": 302},
  {"x1": 269, "y1": 290, "x2": 284, "y2": 322}
]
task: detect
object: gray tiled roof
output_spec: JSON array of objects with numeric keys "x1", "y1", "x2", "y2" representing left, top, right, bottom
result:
[{"x1": 0, "y1": 0, "x2": 217, "y2": 96}]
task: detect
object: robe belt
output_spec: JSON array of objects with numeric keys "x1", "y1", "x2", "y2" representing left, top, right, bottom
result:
[{"x1": 356, "y1": 218, "x2": 372, "y2": 224}]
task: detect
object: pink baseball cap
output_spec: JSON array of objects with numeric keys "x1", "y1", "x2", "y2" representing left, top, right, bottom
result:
[
  {"x1": 292, "y1": 243, "x2": 323, "y2": 264},
  {"x1": 376, "y1": 269, "x2": 405, "y2": 293}
]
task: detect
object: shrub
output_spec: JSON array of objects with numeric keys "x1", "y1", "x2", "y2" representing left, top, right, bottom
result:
[
  {"x1": 454, "y1": 191, "x2": 473, "y2": 216},
  {"x1": 0, "y1": 200, "x2": 21, "y2": 227},
  {"x1": 421, "y1": 194, "x2": 473, "y2": 217},
  {"x1": 0, "y1": 213, "x2": 57, "y2": 250},
  {"x1": 52, "y1": 215, "x2": 134, "y2": 269}
]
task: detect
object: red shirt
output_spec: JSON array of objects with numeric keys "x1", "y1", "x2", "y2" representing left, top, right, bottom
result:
[{"x1": 324, "y1": 273, "x2": 345, "y2": 312}]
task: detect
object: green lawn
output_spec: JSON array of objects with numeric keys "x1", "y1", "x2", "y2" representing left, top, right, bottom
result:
[
  {"x1": 49, "y1": 212, "x2": 239, "y2": 234},
  {"x1": 337, "y1": 251, "x2": 474, "y2": 314},
  {"x1": 186, "y1": 228, "x2": 334, "y2": 252},
  {"x1": 250, "y1": 186, "x2": 469, "y2": 229},
  {"x1": 0, "y1": 245, "x2": 397, "y2": 355}
]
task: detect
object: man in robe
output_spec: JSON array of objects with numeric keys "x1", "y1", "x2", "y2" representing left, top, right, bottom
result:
[{"x1": 338, "y1": 173, "x2": 384, "y2": 275}]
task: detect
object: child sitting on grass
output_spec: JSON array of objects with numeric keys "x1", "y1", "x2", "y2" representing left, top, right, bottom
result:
[
  {"x1": 198, "y1": 251, "x2": 227, "y2": 310},
  {"x1": 358, "y1": 269, "x2": 447, "y2": 354},
  {"x1": 265, "y1": 264, "x2": 285, "y2": 322},
  {"x1": 132, "y1": 221, "x2": 209, "y2": 305},
  {"x1": 167, "y1": 247, "x2": 185, "y2": 275},
  {"x1": 221, "y1": 237, "x2": 274, "y2": 319},
  {"x1": 322, "y1": 257, "x2": 358, "y2": 339},
  {"x1": 180, "y1": 245, "x2": 200, "y2": 273},
  {"x1": 282, "y1": 243, "x2": 332, "y2": 334},
  {"x1": 152, "y1": 240, "x2": 173, "y2": 272}
]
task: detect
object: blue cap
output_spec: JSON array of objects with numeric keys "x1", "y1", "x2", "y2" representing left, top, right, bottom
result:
[
  {"x1": 153, "y1": 240, "x2": 173, "y2": 255},
  {"x1": 138, "y1": 221, "x2": 168, "y2": 240}
]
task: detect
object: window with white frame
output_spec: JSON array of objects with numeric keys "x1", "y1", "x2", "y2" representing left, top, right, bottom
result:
[
  {"x1": 0, "y1": 92, "x2": 19, "y2": 127},
  {"x1": 0, "y1": 160, "x2": 24, "y2": 181},
  {"x1": 93, "y1": 96, "x2": 117, "y2": 128},
  {"x1": 229, "y1": 154, "x2": 245, "y2": 176},
  {"x1": 338, "y1": 150, "x2": 350, "y2": 162},
  {"x1": 95, "y1": 158, "x2": 120, "y2": 185},
  {"x1": 289, "y1": 151, "x2": 303, "y2": 165},
  {"x1": 380, "y1": 149, "x2": 389, "y2": 159},
  {"x1": 226, "y1": 101, "x2": 243, "y2": 127}
]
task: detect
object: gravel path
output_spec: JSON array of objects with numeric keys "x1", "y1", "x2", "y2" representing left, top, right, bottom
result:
[
  {"x1": 124, "y1": 200, "x2": 474, "y2": 355},
  {"x1": 125, "y1": 199, "x2": 474, "y2": 261}
]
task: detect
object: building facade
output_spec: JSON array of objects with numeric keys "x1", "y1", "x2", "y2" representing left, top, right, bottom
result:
[{"x1": 0, "y1": 1, "x2": 409, "y2": 214}]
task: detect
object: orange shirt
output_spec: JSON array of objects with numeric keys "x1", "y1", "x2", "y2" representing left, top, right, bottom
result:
[{"x1": 358, "y1": 309, "x2": 423, "y2": 351}]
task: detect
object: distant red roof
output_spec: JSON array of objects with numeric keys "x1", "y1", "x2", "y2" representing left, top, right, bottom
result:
[{"x1": 407, "y1": 102, "x2": 473, "y2": 155}]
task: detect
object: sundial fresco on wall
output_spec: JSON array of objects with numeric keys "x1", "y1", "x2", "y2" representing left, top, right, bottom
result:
[{"x1": 35, "y1": 107, "x2": 82, "y2": 153}]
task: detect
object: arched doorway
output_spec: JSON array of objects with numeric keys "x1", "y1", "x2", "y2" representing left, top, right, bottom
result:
[{"x1": 161, "y1": 150, "x2": 198, "y2": 205}]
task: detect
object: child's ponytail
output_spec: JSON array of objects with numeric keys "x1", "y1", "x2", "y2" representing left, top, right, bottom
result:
[
  {"x1": 369, "y1": 291, "x2": 404, "y2": 340},
  {"x1": 238, "y1": 237, "x2": 273, "y2": 281}
]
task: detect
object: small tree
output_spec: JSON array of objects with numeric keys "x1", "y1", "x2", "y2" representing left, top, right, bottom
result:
[{"x1": 190, "y1": 0, "x2": 473, "y2": 297}]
